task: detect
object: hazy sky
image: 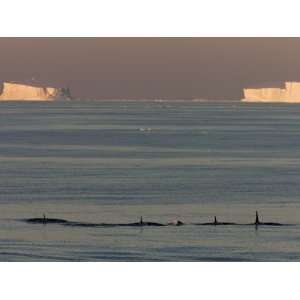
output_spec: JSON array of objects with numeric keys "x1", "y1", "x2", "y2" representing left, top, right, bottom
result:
[{"x1": 0, "y1": 37, "x2": 299, "y2": 100}]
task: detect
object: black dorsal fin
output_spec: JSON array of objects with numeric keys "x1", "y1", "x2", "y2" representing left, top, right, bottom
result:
[
  {"x1": 214, "y1": 216, "x2": 217, "y2": 225},
  {"x1": 255, "y1": 211, "x2": 260, "y2": 224},
  {"x1": 140, "y1": 216, "x2": 143, "y2": 225}
]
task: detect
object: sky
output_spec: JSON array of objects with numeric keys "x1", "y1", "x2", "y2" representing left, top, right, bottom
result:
[{"x1": 0, "y1": 37, "x2": 299, "y2": 100}]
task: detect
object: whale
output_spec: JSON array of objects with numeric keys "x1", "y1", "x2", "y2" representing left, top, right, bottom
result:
[
  {"x1": 124, "y1": 216, "x2": 165, "y2": 227},
  {"x1": 196, "y1": 216, "x2": 236, "y2": 226},
  {"x1": 24, "y1": 216, "x2": 165, "y2": 227},
  {"x1": 23, "y1": 213, "x2": 288, "y2": 228},
  {"x1": 251, "y1": 211, "x2": 283, "y2": 226},
  {"x1": 167, "y1": 220, "x2": 184, "y2": 226},
  {"x1": 64, "y1": 221, "x2": 165, "y2": 227},
  {"x1": 25, "y1": 214, "x2": 69, "y2": 224}
]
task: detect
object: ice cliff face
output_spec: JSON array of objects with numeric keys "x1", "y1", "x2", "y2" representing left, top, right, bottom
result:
[
  {"x1": 0, "y1": 82, "x2": 72, "y2": 101},
  {"x1": 242, "y1": 82, "x2": 300, "y2": 102}
]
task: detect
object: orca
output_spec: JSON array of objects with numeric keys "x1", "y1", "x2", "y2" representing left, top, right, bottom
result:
[
  {"x1": 167, "y1": 220, "x2": 184, "y2": 226},
  {"x1": 126, "y1": 222, "x2": 165, "y2": 227},
  {"x1": 60, "y1": 216, "x2": 165, "y2": 228},
  {"x1": 62, "y1": 221, "x2": 116, "y2": 228},
  {"x1": 252, "y1": 211, "x2": 283, "y2": 226},
  {"x1": 176, "y1": 220, "x2": 184, "y2": 226},
  {"x1": 25, "y1": 215, "x2": 69, "y2": 224},
  {"x1": 197, "y1": 216, "x2": 236, "y2": 226},
  {"x1": 125, "y1": 216, "x2": 165, "y2": 227},
  {"x1": 63, "y1": 222, "x2": 165, "y2": 228},
  {"x1": 23, "y1": 212, "x2": 288, "y2": 228}
]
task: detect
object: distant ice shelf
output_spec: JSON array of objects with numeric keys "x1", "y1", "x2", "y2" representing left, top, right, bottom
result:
[
  {"x1": 0, "y1": 81, "x2": 72, "y2": 101},
  {"x1": 242, "y1": 81, "x2": 300, "y2": 103}
]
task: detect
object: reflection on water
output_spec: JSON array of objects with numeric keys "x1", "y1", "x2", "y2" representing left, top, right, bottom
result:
[{"x1": 0, "y1": 100, "x2": 299, "y2": 261}]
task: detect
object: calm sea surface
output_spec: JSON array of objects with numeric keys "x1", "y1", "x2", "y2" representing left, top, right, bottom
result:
[{"x1": 0, "y1": 100, "x2": 299, "y2": 261}]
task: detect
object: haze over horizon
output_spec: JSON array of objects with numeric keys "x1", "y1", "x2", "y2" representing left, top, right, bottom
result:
[{"x1": 0, "y1": 37, "x2": 299, "y2": 100}]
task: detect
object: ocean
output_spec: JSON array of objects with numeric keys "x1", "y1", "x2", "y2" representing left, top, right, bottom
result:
[{"x1": 0, "y1": 100, "x2": 299, "y2": 261}]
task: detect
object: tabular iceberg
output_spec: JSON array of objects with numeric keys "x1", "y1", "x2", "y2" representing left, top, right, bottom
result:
[
  {"x1": 0, "y1": 82, "x2": 72, "y2": 101},
  {"x1": 242, "y1": 82, "x2": 300, "y2": 103}
]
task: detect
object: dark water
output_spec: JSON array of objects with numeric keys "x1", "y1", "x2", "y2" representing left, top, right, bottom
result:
[{"x1": 0, "y1": 100, "x2": 299, "y2": 261}]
